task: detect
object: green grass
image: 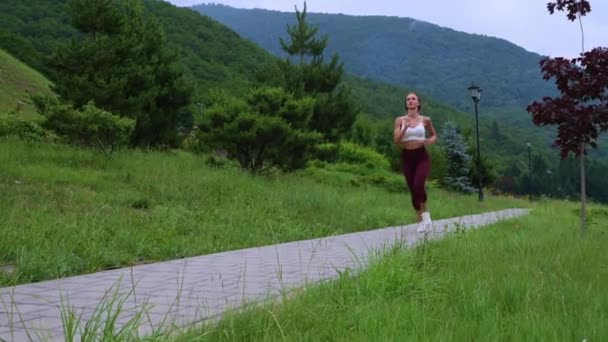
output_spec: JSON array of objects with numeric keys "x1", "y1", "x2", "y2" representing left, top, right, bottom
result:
[
  {"x1": 0, "y1": 139, "x2": 525, "y2": 286},
  {"x1": 0, "y1": 49, "x2": 53, "y2": 118},
  {"x1": 177, "y1": 201, "x2": 608, "y2": 341}
]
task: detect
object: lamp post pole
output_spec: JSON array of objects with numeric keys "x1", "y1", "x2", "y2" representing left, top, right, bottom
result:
[
  {"x1": 527, "y1": 142, "x2": 532, "y2": 201},
  {"x1": 196, "y1": 102, "x2": 204, "y2": 123},
  {"x1": 546, "y1": 169, "x2": 552, "y2": 197},
  {"x1": 468, "y1": 83, "x2": 484, "y2": 202}
]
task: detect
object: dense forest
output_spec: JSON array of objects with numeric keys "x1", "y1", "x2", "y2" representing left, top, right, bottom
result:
[{"x1": 1, "y1": 0, "x2": 608, "y2": 203}]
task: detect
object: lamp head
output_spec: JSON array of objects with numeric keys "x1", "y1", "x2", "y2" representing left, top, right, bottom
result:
[{"x1": 467, "y1": 83, "x2": 482, "y2": 101}]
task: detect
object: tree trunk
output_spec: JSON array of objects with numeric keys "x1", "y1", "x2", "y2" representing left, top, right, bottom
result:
[
  {"x1": 580, "y1": 143, "x2": 587, "y2": 236},
  {"x1": 577, "y1": 7, "x2": 586, "y2": 237}
]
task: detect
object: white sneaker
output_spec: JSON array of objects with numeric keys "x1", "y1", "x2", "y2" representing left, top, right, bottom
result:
[
  {"x1": 419, "y1": 212, "x2": 433, "y2": 233},
  {"x1": 422, "y1": 211, "x2": 432, "y2": 224},
  {"x1": 417, "y1": 221, "x2": 429, "y2": 233}
]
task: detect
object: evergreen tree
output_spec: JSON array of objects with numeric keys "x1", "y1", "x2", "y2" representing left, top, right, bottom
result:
[
  {"x1": 349, "y1": 114, "x2": 374, "y2": 147},
  {"x1": 469, "y1": 154, "x2": 497, "y2": 190},
  {"x1": 279, "y1": 2, "x2": 327, "y2": 66},
  {"x1": 50, "y1": 0, "x2": 193, "y2": 147},
  {"x1": 490, "y1": 119, "x2": 503, "y2": 143},
  {"x1": 278, "y1": 2, "x2": 357, "y2": 141},
  {"x1": 68, "y1": 0, "x2": 123, "y2": 40},
  {"x1": 441, "y1": 121, "x2": 476, "y2": 193},
  {"x1": 196, "y1": 86, "x2": 321, "y2": 173}
]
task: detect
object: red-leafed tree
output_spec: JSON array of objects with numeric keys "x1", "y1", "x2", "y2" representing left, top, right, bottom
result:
[{"x1": 527, "y1": 0, "x2": 608, "y2": 235}]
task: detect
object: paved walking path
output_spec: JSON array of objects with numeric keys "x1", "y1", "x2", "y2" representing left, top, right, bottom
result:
[{"x1": 0, "y1": 208, "x2": 529, "y2": 341}]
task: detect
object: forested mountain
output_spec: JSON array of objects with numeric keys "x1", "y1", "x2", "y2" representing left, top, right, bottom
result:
[
  {"x1": 192, "y1": 3, "x2": 557, "y2": 111},
  {"x1": 0, "y1": 0, "x2": 274, "y2": 103},
  {"x1": 192, "y1": 3, "x2": 608, "y2": 160},
  {"x1": 0, "y1": 0, "x2": 547, "y2": 155}
]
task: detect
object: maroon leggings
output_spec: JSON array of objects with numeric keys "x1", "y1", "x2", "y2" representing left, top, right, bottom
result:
[{"x1": 401, "y1": 147, "x2": 431, "y2": 211}]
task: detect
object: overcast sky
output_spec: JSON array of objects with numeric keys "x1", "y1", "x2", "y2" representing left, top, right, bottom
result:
[{"x1": 166, "y1": 0, "x2": 607, "y2": 58}]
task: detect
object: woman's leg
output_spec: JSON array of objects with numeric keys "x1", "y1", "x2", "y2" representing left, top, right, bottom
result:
[
  {"x1": 413, "y1": 149, "x2": 431, "y2": 214},
  {"x1": 401, "y1": 150, "x2": 422, "y2": 221}
]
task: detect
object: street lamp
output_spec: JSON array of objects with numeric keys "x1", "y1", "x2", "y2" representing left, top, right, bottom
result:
[
  {"x1": 196, "y1": 102, "x2": 204, "y2": 122},
  {"x1": 526, "y1": 142, "x2": 532, "y2": 200},
  {"x1": 468, "y1": 83, "x2": 484, "y2": 202}
]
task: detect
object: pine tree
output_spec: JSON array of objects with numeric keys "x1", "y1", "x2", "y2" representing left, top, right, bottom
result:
[
  {"x1": 278, "y1": 2, "x2": 357, "y2": 142},
  {"x1": 197, "y1": 86, "x2": 321, "y2": 173},
  {"x1": 490, "y1": 120, "x2": 503, "y2": 143},
  {"x1": 68, "y1": 0, "x2": 123, "y2": 40},
  {"x1": 50, "y1": 0, "x2": 193, "y2": 147},
  {"x1": 279, "y1": 2, "x2": 327, "y2": 66},
  {"x1": 441, "y1": 121, "x2": 476, "y2": 193}
]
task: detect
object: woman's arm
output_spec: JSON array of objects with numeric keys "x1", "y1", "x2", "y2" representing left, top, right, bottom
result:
[
  {"x1": 424, "y1": 117, "x2": 438, "y2": 145},
  {"x1": 393, "y1": 117, "x2": 408, "y2": 144}
]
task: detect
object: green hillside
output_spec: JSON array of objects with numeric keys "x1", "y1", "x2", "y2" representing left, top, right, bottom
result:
[
  {"x1": 192, "y1": 4, "x2": 608, "y2": 160},
  {"x1": 0, "y1": 49, "x2": 53, "y2": 117},
  {"x1": 0, "y1": 0, "x2": 544, "y2": 159},
  {"x1": 193, "y1": 4, "x2": 557, "y2": 111},
  {"x1": 0, "y1": 0, "x2": 275, "y2": 102},
  {"x1": 2, "y1": 0, "x2": 608, "y2": 203}
]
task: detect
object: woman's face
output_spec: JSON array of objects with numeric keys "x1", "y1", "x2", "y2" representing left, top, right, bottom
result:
[{"x1": 406, "y1": 93, "x2": 419, "y2": 111}]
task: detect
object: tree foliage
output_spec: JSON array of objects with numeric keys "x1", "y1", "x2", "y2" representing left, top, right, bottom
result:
[
  {"x1": 196, "y1": 86, "x2": 321, "y2": 173},
  {"x1": 277, "y1": 2, "x2": 357, "y2": 142},
  {"x1": 0, "y1": 110, "x2": 49, "y2": 142},
  {"x1": 279, "y1": 2, "x2": 327, "y2": 65},
  {"x1": 50, "y1": 0, "x2": 193, "y2": 147},
  {"x1": 68, "y1": 0, "x2": 123, "y2": 39},
  {"x1": 546, "y1": 0, "x2": 591, "y2": 20},
  {"x1": 526, "y1": 0, "x2": 606, "y2": 234},
  {"x1": 440, "y1": 121, "x2": 475, "y2": 193},
  {"x1": 527, "y1": 47, "x2": 608, "y2": 158},
  {"x1": 35, "y1": 96, "x2": 134, "y2": 152}
]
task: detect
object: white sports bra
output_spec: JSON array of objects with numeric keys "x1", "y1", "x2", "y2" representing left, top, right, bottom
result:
[{"x1": 401, "y1": 121, "x2": 426, "y2": 142}]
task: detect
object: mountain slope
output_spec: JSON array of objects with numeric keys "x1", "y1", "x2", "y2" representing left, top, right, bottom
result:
[
  {"x1": 0, "y1": 0, "x2": 275, "y2": 102},
  {"x1": 193, "y1": 4, "x2": 608, "y2": 159},
  {"x1": 0, "y1": 0, "x2": 562, "y2": 162},
  {"x1": 192, "y1": 4, "x2": 557, "y2": 111},
  {"x1": 0, "y1": 49, "x2": 53, "y2": 118}
]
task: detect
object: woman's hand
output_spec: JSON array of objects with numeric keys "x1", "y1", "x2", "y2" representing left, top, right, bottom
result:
[
  {"x1": 394, "y1": 116, "x2": 411, "y2": 145},
  {"x1": 401, "y1": 117, "x2": 410, "y2": 130}
]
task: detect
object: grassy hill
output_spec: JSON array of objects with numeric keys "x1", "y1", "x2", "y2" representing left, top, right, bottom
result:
[
  {"x1": 0, "y1": 49, "x2": 53, "y2": 117},
  {"x1": 4, "y1": 139, "x2": 605, "y2": 340},
  {"x1": 0, "y1": 139, "x2": 525, "y2": 286}
]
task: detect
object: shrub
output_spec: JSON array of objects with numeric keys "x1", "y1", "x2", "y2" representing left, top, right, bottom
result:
[
  {"x1": 0, "y1": 111, "x2": 51, "y2": 142},
  {"x1": 336, "y1": 141, "x2": 390, "y2": 170},
  {"x1": 196, "y1": 86, "x2": 321, "y2": 174},
  {"x1": 353, "y1": 173, "x2": 406, "y2": 193},
  {"x1": 309, "y1": 142, "x2": 339, "y2": 163},
  {"x1": 36, "y1": 97, "x2": 135, "y2": 152}
]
